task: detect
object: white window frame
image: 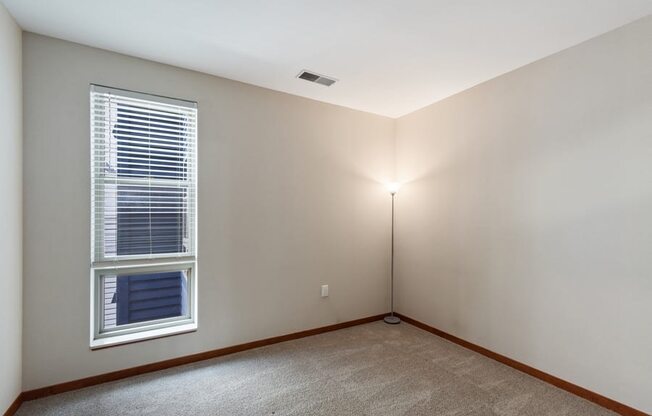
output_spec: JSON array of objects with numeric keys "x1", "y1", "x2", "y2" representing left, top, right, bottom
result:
[{"x1": 89, "y1": 85, "x2": 198, "y2": 349}]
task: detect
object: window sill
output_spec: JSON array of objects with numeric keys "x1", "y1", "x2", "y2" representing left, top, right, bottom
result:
[{"x1": 90, "y1": 322, "x2": 197, "y2": 350}]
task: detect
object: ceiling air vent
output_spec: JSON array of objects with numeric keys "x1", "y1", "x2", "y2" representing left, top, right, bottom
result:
[{"x1": 297, "y1": 70, "x2": 337, "y2": 87}]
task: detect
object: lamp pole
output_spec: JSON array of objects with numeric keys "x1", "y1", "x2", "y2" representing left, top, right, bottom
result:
[{"x1": 384, "y1": 188, "x2": 400, "y2": 324}]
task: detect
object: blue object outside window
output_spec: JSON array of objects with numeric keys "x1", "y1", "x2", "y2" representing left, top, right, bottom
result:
[{"x1": 114, "y1": 271, "x2": 188, "y2": 326}]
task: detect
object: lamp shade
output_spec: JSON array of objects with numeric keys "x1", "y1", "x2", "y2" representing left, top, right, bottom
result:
[{"x1": 386, "y1": 182, "x2": 401, "y2": 195}]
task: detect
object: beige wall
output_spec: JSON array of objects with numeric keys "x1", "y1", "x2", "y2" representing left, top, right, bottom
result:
[
  {"x1": 395, "y1": 16, "x2": 652, "y2": 413},
  {"x1": 0, "y1": 2, "x2": 22, "y2": 412},
  {"x1": 22, "y1": 33, "x2": 395, "y2": 390}
]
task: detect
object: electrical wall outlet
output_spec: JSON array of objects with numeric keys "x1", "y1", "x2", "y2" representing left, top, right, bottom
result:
[{"x1": 321, "y1": 285, "x2": 329, "y2": 297}]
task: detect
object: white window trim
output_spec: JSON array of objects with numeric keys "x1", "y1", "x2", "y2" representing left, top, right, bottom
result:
[
  {"x1": 89, "y1": 85, "x2": 198, "y2": 349},
  {"x1": 90, "y1": 261, "x2": 198, "y2": 349},
  {"x1": 90, "y1": 323, "x2": 198, "y2": 349}
]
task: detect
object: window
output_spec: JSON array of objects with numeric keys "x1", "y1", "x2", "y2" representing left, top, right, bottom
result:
[{"x1": 90, "y1": 85, "x2": 197, "y2": 348}]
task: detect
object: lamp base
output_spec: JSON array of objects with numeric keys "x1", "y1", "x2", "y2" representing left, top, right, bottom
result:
[{"x1": 383, "y1": 315, "x2": 401, "y2": 325}]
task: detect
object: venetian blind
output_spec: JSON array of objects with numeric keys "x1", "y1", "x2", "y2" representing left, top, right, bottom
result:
[{"x1": 91, "y1": 85, "x2": 197, "y2": 263}]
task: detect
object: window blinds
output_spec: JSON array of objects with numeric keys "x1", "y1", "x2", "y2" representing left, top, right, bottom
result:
[{"x1": 91, "y1": 85, "x2": 197, "y2": 263}]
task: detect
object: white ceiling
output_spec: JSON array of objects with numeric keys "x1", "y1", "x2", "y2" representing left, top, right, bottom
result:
[{"x1": 3, "y1": 0, "x2": 651, "y2": 117}]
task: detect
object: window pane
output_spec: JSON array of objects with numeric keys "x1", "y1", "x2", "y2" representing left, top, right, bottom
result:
[
  {"x1": 92, "y1": 88, "x2": 196, "y2": 260},
  {"x1": 115, "y1": 103, "x2": 190, "y2": 181},
  {"x1": 116, "y1": 185, "x2": 186, "y2": 256},
  {"x1": 101, "y1": 270, "x2": 189, "y2": 331}
]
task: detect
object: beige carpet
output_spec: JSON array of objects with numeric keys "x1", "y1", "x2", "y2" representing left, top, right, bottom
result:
[{"x1": 17, "y1": 321, "x2": 615, "y2": 415}]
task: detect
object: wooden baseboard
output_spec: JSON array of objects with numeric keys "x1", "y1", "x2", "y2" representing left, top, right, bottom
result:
[
  {"x1": 2, "y1": 394, "x2": 23, "y2": 416},
  {"x1": 395, "y1": 313, "x2": 648, "y2": 416},
  {"x1": 21, "y1": 314, "x2": 385, "y2": 403}
]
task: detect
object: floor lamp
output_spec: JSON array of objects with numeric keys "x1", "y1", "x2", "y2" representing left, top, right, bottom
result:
[{"x1": 384, "y1": 182, "x2": 401, "y2": 324}]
